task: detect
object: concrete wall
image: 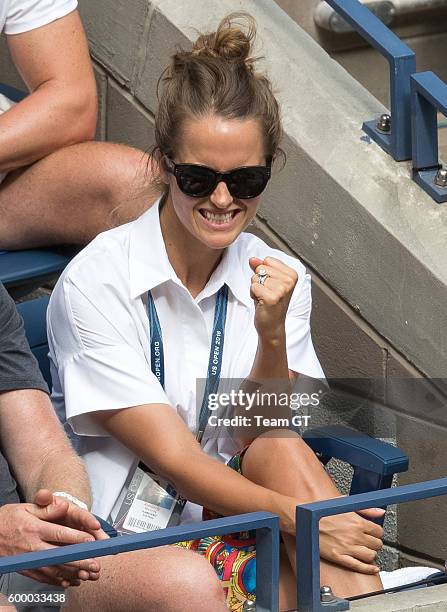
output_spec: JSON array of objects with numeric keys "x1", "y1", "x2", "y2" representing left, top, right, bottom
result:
[{"x1": 2, "y1": 0, "x2": 447, "y2": 573}]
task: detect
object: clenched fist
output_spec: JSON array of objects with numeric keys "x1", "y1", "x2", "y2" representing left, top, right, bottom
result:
[{"x1": 249, "y1": 256, "x2": 298, "y2": 343}]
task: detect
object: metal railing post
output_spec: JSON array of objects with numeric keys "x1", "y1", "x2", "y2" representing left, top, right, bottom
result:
[
  {"x1": 326, "y1": 0, "x2": 416, "y2": 161},
  {"x1": 411, "y1": 71, "x2": 447, "y2": 203},
  {"x1": 296, "y1": 477, "x2": 447, "y2": 611}
]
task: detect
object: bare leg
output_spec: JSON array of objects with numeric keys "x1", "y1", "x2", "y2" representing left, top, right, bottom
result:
[
  {"x1": 0, "y1": 141, "x2": 163, "y2": 249},
  {"x1": 241, "y1": 431, "x2": 383, "y2": 606},
  {"x1": 279, "y1": 543, "x2": 298, "y2": 612},
  {"x1": 63, "y1": 546, "x2": 227, "y2": 612},
  {"x1": 0, "y1": 593, "x2": 14, "y2": 610}
]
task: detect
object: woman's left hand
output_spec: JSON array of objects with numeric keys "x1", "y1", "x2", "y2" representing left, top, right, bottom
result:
[{"x1": 249, "y1": 256, "x2": 298, "y2": 343}]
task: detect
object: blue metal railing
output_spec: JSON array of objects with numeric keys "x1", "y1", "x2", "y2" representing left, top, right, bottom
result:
[
  {"x1": 0, "y1": 512, "x2": 280, "y2": 612},
  {"x1": 326, "y1": 0, "x2": 416, "y2": 161},
  {"x1": 411, "y1": 71, "x2": 447, "y2": 204},
  {"x1": 0, "y1": 82, "x2": 26, "y2": 103},
  {"x1": 296, "y1": 477, "x2": 447, "y2": 611}
]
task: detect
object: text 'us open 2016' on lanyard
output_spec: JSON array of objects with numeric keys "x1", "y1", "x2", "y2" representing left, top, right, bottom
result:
[{"x1": 113, "y1": 285, "x2": 228, "y2": 534}]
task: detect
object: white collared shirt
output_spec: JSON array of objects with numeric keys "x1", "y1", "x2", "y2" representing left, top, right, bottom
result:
[{"x1": 47, "y1": 197, "x2": 324, "y2": 521}]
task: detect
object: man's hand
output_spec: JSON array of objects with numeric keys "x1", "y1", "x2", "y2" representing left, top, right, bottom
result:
[
  {"x1": 34, "y1": 490, "x2": 106, "y2": 540},
  {"x1": 319, "y1": 508, "x2": 385, "y2": 574},
  {"x1": 0, "y1": 491, "x2": 107, "y2": 588}
]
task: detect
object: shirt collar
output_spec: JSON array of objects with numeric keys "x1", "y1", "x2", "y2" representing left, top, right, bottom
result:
[
  {"x1": 197, "y1": 244, "x2": 252, "y2": 308},
  {"x1": 129, "y1": 197, "x2": 252, "y2": 308},
  {"x1": 129, "y1": 197, "x2": 177, "y2": 298}
]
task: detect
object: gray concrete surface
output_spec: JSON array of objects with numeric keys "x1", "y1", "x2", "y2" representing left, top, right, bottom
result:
[
  {"x1": 350, "y1": 583, "x2": 447, "y2": 611},
  {"x1": 93, "y1": 63, "x2": 108, "y2": 141},
  {"x1": 333, "y1": 32, "x2": 447, "y2": 107},
  {"x1": 274, "y1": 0, "x2": 447, "y2": 54},
  {"x1": 79, "y1": 0, "x2": 150, "y2": 87},
  {"x1": 106, "y1": 78, "x2": 155, "y2": 149}
]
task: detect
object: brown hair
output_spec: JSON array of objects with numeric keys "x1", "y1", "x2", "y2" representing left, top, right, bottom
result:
[{"x1": 151, "y1": 12, "x2": 283, "y2": 181}]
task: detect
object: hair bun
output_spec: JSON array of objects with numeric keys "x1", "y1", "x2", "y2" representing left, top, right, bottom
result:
[{"x1": 191, "y1": 12, "x2": 256, "y2": 65}]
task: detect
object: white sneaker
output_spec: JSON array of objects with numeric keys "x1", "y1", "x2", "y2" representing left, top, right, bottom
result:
[{"x1": 380, "y1": 567, "x2": 440, "y2": 589}]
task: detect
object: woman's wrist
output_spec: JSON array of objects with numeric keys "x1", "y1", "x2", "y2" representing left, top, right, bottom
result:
[
  {"x1": 258, "y1": 331, "x2": 286, "y2": 350},
  {"x1": 251, "y1": 328, "x2": 289, "y2": 382},
  {"x1": 257, "y1": 321, "x2": 286, "y2": 343},
  {"x1": 270, "y1": 493, "x2": 297, "y2": 535}
]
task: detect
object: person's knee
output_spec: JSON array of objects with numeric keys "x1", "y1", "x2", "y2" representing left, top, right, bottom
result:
[
  {"x1": 242, "y1": 430, "x2": 320, "y2": 480},
  {"x1": 0, "y1": 592, "x2": 13, "y2": 611},
  {"x1": 167, "y1": 548, "x2": 226, "y2": 610},
  {"x1": 244, "y1": 429, "x2": 309, "y2": 464},
  {"x1": 57, "y1": 141, "x2": 158, "y2": 217},
  {"x1": 95, "y1": 143, "x2": 161, "y2": 223},
  {"x1": 133, "y1": 547, "x2": 226, "y2": 611},
  {"x1": 71, "y1": 140, "x2": 161, "y2": 226},
  {"x1": 65, "y1": 547, "x2": 226, "y2": 612},
  {"x1": 105, "y1": 144, "x2": 150, "y2": 187}
]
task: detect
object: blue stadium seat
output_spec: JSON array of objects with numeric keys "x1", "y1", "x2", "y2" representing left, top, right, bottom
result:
[
  {"x1": 0, "y1": 82, "x2": 27, "y2": 102},
  {"x1": 16, "y1": 295, "x2": 52, "y2": 387},
  {"x1": 0, "y1": 250, "x2": 72, "y2": 299},
  {"x1": 303, "y1": 424, "x2": 409, "y2": 497}
]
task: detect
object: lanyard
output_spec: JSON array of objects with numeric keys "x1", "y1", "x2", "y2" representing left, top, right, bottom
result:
[{"x1": 147, "y1": 284, "x2": 228, "y2": 442}]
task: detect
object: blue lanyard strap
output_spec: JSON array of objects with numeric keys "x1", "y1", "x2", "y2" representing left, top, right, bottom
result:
[
  {"x1": 147, "y1": 285, "x2": 228, "y2": 442},
  {"x1": 147, "y1": 290, "x2": 165, "y2": 389}
]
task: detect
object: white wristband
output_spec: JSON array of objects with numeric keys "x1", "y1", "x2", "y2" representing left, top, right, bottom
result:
[{"x1": 53, "y1": 491, "x2": 89, "y2": 511}]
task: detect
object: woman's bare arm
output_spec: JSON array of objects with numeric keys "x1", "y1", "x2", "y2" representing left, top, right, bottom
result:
[{"x1": 93, "y1": 403, "x2": 296, "y2": 533}]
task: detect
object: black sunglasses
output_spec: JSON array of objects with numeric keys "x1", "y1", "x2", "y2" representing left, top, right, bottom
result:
[{"x1": 163, "y1": 156, "x2": 272, "y2": 199}]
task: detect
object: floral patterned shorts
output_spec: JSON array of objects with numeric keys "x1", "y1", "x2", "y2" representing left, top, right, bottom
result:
[{"x1": 175, "y1": 447, "x2": 256, "y2": 612}]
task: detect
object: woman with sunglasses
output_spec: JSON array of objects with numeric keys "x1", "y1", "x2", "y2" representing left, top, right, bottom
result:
[{"x1": 47, "y1": 13, "x2": 385, "y2": 611}]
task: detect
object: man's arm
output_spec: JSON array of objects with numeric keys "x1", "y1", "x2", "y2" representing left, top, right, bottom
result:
[
  {"x1": 0, "y1": 10, "x2": 97, "y2": 173},
  {"x1": 0, "y1": 284, "x2": 105, "y2": 586},
  {"x1": 0, "y1": 388, "x2": 91, "y2": 507},
  {"x1": 0, "y1": 389, "x2": 108, "y2": 587}
]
